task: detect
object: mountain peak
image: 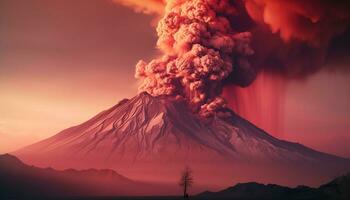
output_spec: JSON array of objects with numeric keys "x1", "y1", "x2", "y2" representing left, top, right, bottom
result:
[
  {"x1": 0, "y1": 154, "x2": 24, "y2": 166},
  {"x1": 136, "y1": 91, "x2": 154, "y2": 99}
]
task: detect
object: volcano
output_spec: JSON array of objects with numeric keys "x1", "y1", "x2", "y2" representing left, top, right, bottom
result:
[{"x1": 15, "y1": 92, "x2": 350, "y2": 189}]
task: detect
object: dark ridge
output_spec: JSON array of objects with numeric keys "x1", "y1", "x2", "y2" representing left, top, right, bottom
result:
[
  {"x1": 198, "y1": 174, "x2": 350, "y2": 200},
  {"x1": 0, "y1": 154, "x2": 162, "y2": 197},
  {"x1": 0, "y1": 153, "x2": 26, "y2": 168}
]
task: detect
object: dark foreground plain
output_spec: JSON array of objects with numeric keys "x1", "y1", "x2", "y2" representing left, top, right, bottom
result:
[
  {"x1": 1, "y1": 197, "x2": 183, "y2": 200},
  {"x1": 1, "y1": 154, "x2": 349, "y2": 200},
  {"x1": 2, "y1": 173, "x2": 350, "y2": 200}
]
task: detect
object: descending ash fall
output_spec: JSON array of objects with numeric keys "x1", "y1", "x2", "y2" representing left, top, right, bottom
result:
[{"x1": 14, "y1": 0, "x2": 350, "y2": 193}]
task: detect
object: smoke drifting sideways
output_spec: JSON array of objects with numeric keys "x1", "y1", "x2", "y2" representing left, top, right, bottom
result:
[
  {"x1": 114, "y1": 0, "x2": 350, "y2": 119},
  {"x1": 244, "y1": 0, "x2": 350, "y2": 78}
]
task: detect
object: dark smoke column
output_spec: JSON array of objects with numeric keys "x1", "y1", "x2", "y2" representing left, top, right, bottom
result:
[{"x1": 135, "y1": 0, "x2": 254, "y2": 117}]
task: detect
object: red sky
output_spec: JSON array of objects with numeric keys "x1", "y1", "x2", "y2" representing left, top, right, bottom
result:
[{"x1": 1, "y1": 0, "x2": 350, "y2": 158}]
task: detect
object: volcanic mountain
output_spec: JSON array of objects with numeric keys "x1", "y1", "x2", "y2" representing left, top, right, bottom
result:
[{"x1": 14, "y1": 92, "x2": 350, "y2": 189}]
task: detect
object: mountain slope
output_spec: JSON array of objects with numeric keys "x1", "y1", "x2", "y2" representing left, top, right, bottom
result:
[{"x1": 14, "y1": 92, "x2": 350, "y2": 188}]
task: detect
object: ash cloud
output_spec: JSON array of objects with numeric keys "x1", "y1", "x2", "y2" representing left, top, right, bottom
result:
[
  {"x1": 116, "y1": 0, "x2": 350, "y2": 117},
  {"x1": 136, "y1": 0, "x2": 254, "y2": 117},
  {"x1": 245, "y1": 0, "x2": 350, "y2": 46},
  {"x1": 244, "y1": 0, "x2": 350, "y2": 79}
]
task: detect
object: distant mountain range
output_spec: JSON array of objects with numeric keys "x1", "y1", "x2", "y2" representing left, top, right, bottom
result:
[
  {"x1": 14, "y1": 93, "x2": 350, "y2": 187},
  {"x1": 199, "y1": 173, "x2": 350, "y2": 200},
  {"x1": 0, "y1": 154, "x2": 175, "y2": 199}
]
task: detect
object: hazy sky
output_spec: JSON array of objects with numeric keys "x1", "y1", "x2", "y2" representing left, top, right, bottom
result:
[{"x1": 1, "y1": 0, "x2": 350, "y2": 157}]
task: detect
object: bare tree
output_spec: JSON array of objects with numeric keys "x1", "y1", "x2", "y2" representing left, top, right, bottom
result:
[{"x1": 179, "y1": 166, "x2": 193, "y2": 198}]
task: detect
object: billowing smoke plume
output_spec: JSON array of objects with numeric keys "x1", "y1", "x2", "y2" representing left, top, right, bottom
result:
[
  {"x1": 135, "y1": 0, "x2": 254, "y2": 117},
  {"x1": 116, "y1": 0, "x2": 350, "y2": 118}
]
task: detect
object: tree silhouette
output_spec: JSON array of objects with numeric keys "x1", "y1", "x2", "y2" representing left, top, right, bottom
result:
[{"x1": 179, "y1": 166, "x2": 193, "y2": 198}]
